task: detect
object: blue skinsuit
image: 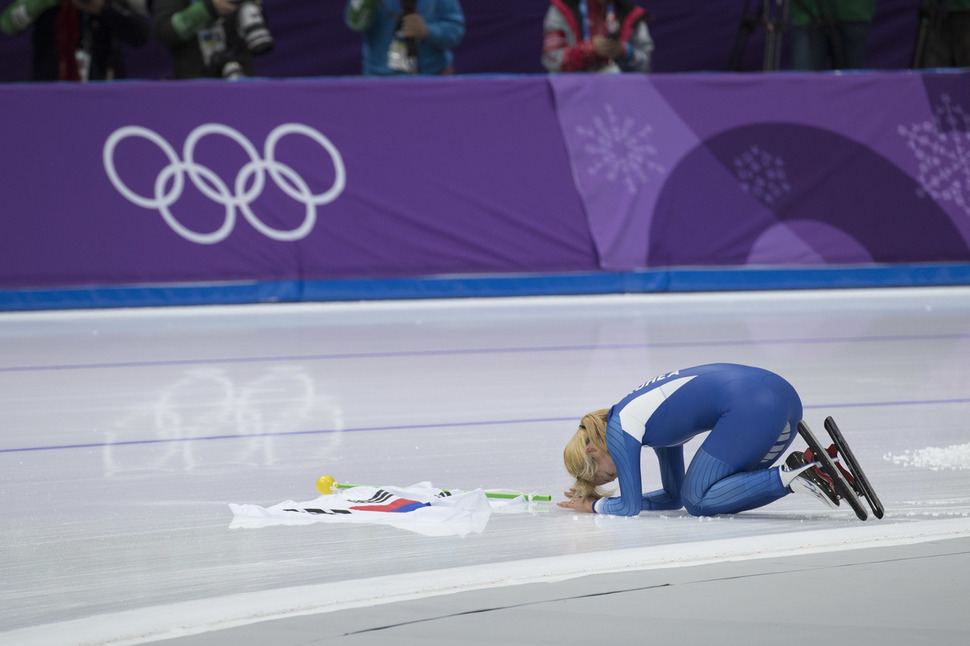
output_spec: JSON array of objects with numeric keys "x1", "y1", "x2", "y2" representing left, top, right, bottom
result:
[{"x1": 593, "y1": 363, "x2": 803, "y2": 517}]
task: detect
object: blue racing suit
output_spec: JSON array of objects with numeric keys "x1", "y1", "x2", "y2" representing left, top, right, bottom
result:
[{"x1": 593, "y1": 363, "x2": 803, "y2": 517}]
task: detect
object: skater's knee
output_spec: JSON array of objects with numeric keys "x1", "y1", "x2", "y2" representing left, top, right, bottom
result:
[
  {"x1": 682, "y1": 449, "x2": 733, "y2": 516},
  {"x1": 681, "y1": 491, "x2": 713, "y2": 517}
]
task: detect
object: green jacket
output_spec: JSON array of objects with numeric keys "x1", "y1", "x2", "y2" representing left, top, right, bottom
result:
[
  {"x1": 789, "y1": 0, "x2": 877, "y2": 27},
  {"x1": 931, "y1": 0, "x2": 970, "y2": 12}
]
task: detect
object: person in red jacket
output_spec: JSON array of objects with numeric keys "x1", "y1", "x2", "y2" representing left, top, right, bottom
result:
[
  {"x1": 542, "y1": 0, "x2": 653, "y2": 73},
  {"x1": 1, "y1": 0, "x2": 149, "y2": 81}
]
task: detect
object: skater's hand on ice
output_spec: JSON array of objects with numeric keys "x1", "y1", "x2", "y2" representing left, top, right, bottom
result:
[{"x1": 558, "y1": 489, "x2": 596, "y2": 513}]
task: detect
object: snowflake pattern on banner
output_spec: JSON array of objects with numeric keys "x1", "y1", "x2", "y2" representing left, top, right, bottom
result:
[
  {"x1": 733, "y1": 145, "x2": 791, "y2": 205},
  {"x1": 575, "y1": 104, "x2": 664, "y2": 195},
  {"x1": 898, "y1": 93, "x2": 970, "y2": 217}
]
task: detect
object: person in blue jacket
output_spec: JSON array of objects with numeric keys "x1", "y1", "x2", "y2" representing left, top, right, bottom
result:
[
  {"x1": 560, "y1": 363, "x2": 838, "y2": 516},
  {"x1": 344, "y1": 0, "x2": 465, "y2": 76}
]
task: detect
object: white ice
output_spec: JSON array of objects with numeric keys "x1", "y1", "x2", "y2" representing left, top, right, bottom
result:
[{"x1": 2, "y1": 287, "x2": 970, "y2": 644}]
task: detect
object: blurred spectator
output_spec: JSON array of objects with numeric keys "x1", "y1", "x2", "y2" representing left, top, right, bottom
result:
[
  {"x1": 542, "y1": 0, "x2": 653, "y2": 73},
  {"x1": 344, "y1": 0, "x2": 465, "y2": 76},
  {"x1": 789, "y1": 0, "x2": 876, "y2": 70},
  {"x1": 150, "y1": 0, "x2": 273, "y2": 79},
  {"x1": 914, "y1": 0, "x2": 970, "y2": 68},
  {"x1": 0, "y1": 0, "x2": 149, "y2": 80}
]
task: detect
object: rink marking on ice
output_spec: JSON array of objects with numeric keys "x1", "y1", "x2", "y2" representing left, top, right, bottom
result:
[
  {"x1": 4, "y1": 397, "x2": 970, "y2": 454},
  {"x1": 3, "y1": 518, "x2": 969, "y2": 646},
  {"x1": 2, "y1": 332, "x2": 968, "y2": 374}
]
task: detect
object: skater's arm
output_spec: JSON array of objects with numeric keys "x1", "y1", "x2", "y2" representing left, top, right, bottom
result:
[
  {"x1": 594, "y1": 419, "x2": 644, "y2": 516},
  {"x1": 640, "y1": 446, "x2": 684, "y2": 510}
]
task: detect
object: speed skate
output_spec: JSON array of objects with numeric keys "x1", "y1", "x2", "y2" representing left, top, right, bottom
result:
[{"x1": 796, "y1": 417, "x2": 885, "y2": 521}]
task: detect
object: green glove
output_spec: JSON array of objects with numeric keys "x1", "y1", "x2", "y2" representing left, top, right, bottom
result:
[
  {"x1": 1, "y1": 0, "x2": 59, "y2": 35},
  {"x1": 345, "y1": 0, "x2": 378, "y2": 31},
  {"x1": 170, "y1": 0, "x2": 218, "y2": 42}
]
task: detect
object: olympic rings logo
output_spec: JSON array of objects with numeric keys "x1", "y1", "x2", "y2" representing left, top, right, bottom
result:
[{"x1": 103, "y1": 123, "x2": 346, "y2": 244}]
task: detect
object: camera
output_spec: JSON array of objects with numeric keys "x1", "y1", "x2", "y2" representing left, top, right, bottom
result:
[
  {"x1": 205, "y1": 52, "x2": 247, "y2": 80},
  {"x1": 220, "y1": 60, "x2": 246, "y2": 80},
  {"x1": 236, "y1": 1, "x2": 274, "y2": 56}
]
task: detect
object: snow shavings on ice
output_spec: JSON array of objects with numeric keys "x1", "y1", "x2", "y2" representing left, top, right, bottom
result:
[{"x1": 885, "y1": 443, "x2": 970, "y2": 470}]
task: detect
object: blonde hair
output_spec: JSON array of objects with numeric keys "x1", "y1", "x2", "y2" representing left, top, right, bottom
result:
[{"x1": 563, "y1": 409, "x2": 611, "y2": 499}]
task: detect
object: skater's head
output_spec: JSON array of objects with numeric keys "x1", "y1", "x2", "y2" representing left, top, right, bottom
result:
[{"x1": 564, "y1": 409, "x2": 615, "y2": 498}]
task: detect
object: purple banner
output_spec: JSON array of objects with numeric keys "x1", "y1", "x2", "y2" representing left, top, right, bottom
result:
[
  {"x1": 550, "y1": 71, "x2": 970, "y2": 269},
  {"x1": 2, "y1": 71, "x2": 970, "y2": 295},
  {"x1": 0, "y1": 77, "x2": 595, "y2": 288},
  {"x1": 549, "y1": 74, "x2": 698, "y2": 270}
]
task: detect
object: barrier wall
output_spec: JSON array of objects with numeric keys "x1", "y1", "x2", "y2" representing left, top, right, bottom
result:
[{"x1": 3, "y1": 71, "x2": 970, "y2": 309}]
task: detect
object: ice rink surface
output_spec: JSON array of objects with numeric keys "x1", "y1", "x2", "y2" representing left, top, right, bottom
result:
[{"x1": 2, "y1": 287, "x2": 970, "y2": 644}]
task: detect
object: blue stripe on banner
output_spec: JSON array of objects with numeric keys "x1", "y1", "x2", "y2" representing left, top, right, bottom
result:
[{"x1": 3, "y1": 263, "x2": 970, "y2": 311}]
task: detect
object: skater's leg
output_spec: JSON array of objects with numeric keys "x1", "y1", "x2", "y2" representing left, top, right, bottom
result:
[
  {"x1": 682, "y1": 376, "x2": 801, "y2": 516},
  {"x1": 682, "y1": 447, "x2": 790, "y2": 515}
]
